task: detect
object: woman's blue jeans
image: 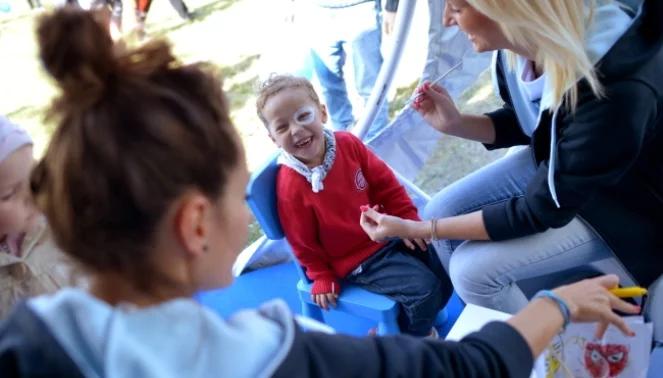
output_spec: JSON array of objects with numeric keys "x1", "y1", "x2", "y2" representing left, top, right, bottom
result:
[{"x1": 423, "y1": 147, "x2": 615, "y2": 313}]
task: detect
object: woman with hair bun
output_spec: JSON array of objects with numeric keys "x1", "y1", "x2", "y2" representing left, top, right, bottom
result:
[{"x1": 0, "y1": 8, "x2": 640, "y2": 378}]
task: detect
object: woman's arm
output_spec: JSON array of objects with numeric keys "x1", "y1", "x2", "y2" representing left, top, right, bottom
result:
[
  {"x1": 360, "y1": 207, "x2": 490, "y2": 242},
  {"x1": 452, "y1": 114, "x2": 497, "y2": 144},
  {"x1": 482, "y1": 81, "x2": 658, "y2": 242},
  {"x1": 365, "y1": 82, "x2": 658, "y2": 245},
  {"x1": 273, "y1": 320, "x2": 534, "y2": 378},
  {"x1": 272, "y1": 275, "x2": 639, "y2": 378}
]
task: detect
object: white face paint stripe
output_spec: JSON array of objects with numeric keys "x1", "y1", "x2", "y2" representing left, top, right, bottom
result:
[{"x1": 293, "y1": 105, "x2": 316, "y2": 126}]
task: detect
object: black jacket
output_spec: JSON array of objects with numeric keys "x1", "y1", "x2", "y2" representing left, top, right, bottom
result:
[
  {"x1": 0, "y1": 301, "x2": 534, "y2": 378},
  {"x1": 483, "y1": 0, "x2": 663, "y2": 286}
]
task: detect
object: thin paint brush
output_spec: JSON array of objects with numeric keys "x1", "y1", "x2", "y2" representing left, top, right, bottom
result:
[{"x1": 407, "y1": 60, "x2": 463, "y2": 107}]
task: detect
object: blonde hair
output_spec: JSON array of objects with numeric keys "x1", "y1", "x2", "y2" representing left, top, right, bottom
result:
[
  {"x1": 467, "y1": 0, "x2": 602, "y2": 111},
  {"x1": 256, "y1": 74, "x2": 322, "y2": 125}
]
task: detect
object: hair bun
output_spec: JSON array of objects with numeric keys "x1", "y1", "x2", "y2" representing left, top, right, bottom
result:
[{"x1": 37, "y1": 7, "x2": 115, "y2": 99}]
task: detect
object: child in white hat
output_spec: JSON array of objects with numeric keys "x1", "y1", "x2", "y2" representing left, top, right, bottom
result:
[{"x1": 0, "y1": 116, "x2": 80, "y2": 319}]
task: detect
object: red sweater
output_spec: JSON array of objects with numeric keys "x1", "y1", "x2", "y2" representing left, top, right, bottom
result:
[{"x1": 276, "y1": 132, "x2": 420, "y2": 295}]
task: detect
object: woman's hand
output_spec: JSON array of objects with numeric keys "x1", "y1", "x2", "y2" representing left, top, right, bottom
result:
[
  {"x1": 412, "y1": 81, "x2": 463, "y2": 135},
  {"x1": 553, "y1": 274, "x2": 641, "y2": 338},
  {"x1": 360, "y1": 206, "x2": 428, "y2": 251},
  {"x1": 509, "y1": 274, "x2": 641, "y2": 356},
  {"x1": 359, "y1": 206, "x2": 415, "y2": 242}
]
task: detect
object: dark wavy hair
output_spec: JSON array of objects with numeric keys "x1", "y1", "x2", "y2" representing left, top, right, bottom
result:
[{"x1": 31, "y1": 7, "x2": 240, "y2": 289}]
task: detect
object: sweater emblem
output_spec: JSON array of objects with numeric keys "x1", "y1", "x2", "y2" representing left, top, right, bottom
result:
[{"x1": 354, "y1": 168, "x2": 367, "y2": 191}]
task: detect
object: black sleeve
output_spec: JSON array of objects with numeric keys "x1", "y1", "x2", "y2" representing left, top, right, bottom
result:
[
  {"x1": 483, "y1": 80, "x2": 657, "y2": 240},
  {"x1": 483, "y1": 51, "x2": 531, "y2": 149},
  {"x1": 0, "y1": 302, "x2": 85, "y2": 378},
  {"x1": 383, "y1": 0, "x2": 398, "y2": 12},
  {"x1": 272, "y1": 321, "x2": 534, "y2": 378}
]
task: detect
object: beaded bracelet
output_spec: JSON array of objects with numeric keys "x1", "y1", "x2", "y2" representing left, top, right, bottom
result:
[{"x1": 533, "y1": 290, "x2": 571, "y2": 330}]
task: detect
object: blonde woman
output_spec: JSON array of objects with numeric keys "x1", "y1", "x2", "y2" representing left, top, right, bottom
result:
[{"x1": 360, "y1": 0, "x2": 663, "y2": 313}]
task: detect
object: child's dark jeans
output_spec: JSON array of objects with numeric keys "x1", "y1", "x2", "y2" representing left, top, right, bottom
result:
[{"x1": 344, "y1": 240, "x2": 453, "y2": 336}]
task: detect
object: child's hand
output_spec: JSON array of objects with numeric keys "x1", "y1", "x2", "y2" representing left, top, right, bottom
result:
[
  {"x1": 311, "y1": 292, "x2": 338, "y2": 311},
  {"x1": 403, "y1": 238, "x2": 428, "y2": 252}
]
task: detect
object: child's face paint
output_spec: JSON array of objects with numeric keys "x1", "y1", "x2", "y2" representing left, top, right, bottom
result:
[
  {"x1": 293, "y1": 105, "x2": 316, "y2": 126},
  {"x1": 262, "y1": 88, "x2": 327, "y2": 167}
]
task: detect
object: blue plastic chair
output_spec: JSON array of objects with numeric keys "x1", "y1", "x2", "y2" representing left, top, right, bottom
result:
[{"x1": 246, "y1": 154, "x2": 446, "y2": 335}]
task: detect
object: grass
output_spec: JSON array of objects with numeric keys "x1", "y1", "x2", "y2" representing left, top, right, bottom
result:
[
  {"x1": 1, "y1": 0, "x2": 276, "y2": 162},
  {"x1": 0, "y1": 0, "x2": 504, "y2": 247}
]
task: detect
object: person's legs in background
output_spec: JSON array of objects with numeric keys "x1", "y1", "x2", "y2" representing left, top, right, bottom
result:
[
  {"x1": 27, "y1": 0, "x2": 42, "y2": 9},
  {"x1": 351, "y1": 0, "x2": 389, "y2": 140},
  {"x1": 133, "y1": 0, "x2": 191, "y2": 40},
  {"x1": 88, "y1": 0, "x2": 122, "y2": 39},
  {"x1": 308, "y1": 1, "x2": 390, "y2": 138},
  {"x1": 167, "y1": 0, "x2": 192, "y2": 20},
  {"x1": 134, "y1": 0, "x2": 152, "y2": 38},
  {"x1": 310, "y1": 43, "x2": 355, "y2": 131},
  {"x1": 109, "y1": 0, "x2": 123, "y2": 37}
]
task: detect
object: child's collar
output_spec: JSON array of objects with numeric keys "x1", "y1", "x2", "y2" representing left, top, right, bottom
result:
[{"x1": 277, "y1": 129, "x2": 336, "y2": 193}]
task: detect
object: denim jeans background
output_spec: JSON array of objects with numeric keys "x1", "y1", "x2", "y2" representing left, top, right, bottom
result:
[
  {"x1": 345, "y1": 240, "x2": 453, "y2": 336},
  {"x1": 423, "y1": 147, "x2": 616, "y2": 313},
  {"x1": 308, "y1": 1, "x2": 390, "y2": 140}
]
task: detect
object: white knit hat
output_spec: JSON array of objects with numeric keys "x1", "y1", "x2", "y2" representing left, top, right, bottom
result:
[{"x1": 0, "y1": 115, "x2": 32, "y2": 163}]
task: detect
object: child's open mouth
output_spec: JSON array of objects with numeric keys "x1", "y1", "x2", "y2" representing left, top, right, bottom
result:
[{"x1": 295, "y1": 137, "x2": 312, "y2": 148}]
